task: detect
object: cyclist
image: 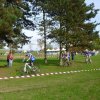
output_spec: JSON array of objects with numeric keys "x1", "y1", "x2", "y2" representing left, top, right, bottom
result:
[{"x1": 23, "y1": 53, "x2": 36, "y2": 73}]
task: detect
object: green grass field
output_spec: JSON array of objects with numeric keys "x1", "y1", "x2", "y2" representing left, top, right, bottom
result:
[{"x1": 0, "y1": 54, "x2": 100, "y2": 100}]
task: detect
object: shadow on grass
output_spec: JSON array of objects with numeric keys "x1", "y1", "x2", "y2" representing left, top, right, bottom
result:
[{"x1": 0, "y1": 65, "x2": 7, "y2": 68}]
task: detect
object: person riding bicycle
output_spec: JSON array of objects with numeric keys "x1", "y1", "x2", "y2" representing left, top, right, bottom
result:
[
  {"x1": 27, "y1": 53, "x2": 36, "y2": 66},
  {"x1": 24, "y1": 53, "x2": 36, "y2": 73}
]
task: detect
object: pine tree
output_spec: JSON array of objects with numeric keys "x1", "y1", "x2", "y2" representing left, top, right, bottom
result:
[
  {"x1": 0, "y1": 0, "x2": 33, "y2": 48},
  {"x1": 46, "y1": 0, "x2": 100, "y2": 51}
]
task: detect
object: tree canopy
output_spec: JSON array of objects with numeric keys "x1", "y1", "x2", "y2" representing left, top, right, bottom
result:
[
  {"x1": 0, "y1": 0, "x2": 99, "y2": 51},
  {"x1": 0, "y1": 0, "x2": 35, "y2": 48},
  {"x1": 46, "y1": 0, "x2": 100, "y2": 51}
]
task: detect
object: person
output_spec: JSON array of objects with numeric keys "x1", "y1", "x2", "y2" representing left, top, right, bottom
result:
[
  {"x1": 7, "y1": 51, "x2": 13, "y2": 67},
  {"x1": 23, "y1": 53, "x2": 36, "y2": 72},
  {"x1": 67, "y1": 51, "x2": 70, "y2": 62},
  {"x1": 85, "y1": 51, "x2": 92, "y2": 63},
  {"x1": 27, "y1": 53, "x2": 35, "y2": 66},
  {"x1": 71, "y1": 51, "x2": 75, "y2": 60},
  {"x1": 61, "y1": 51, "x2": 70, "y2": 66},
  {"x1": 7, "y1": 53, "x2": 9, "y2": 67}
]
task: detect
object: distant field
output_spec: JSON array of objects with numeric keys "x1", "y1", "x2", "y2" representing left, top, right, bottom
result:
[{"x1": 0, "y1": 53, "x2": 100, "y2": 100}]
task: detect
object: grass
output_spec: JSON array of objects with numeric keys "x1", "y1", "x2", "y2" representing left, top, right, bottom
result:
[
  {"x1": 0, "y1": 54, "x2": 100, "y2": 77},
  {"x1": 0, "y1": 71, "x2": 100, "y2": 100},
  {"x1": 0, "y1": 53, "x2": 100, "y2": 100}
]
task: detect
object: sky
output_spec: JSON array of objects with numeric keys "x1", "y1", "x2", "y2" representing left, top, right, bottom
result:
[
  {"x1": 22, "y1": 29, "x2": 41, "y2": 51},
  {"x1": 22, "y1": 0, "x2": 100, "y2": 51},
  {"x1": 85, "y1": 0, "x2": 100, "y2": 32}
]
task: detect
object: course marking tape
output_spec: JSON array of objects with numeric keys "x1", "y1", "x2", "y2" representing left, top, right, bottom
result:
[
  {"x1": 55, "y1": 72, "x2": 58, "y2": 74},
  {"x1": 0, "y1": 68, "x2": 100, "y2": 80},
  {"x1": 46, "y1": 73, "x2": 49, "y2": 75}
]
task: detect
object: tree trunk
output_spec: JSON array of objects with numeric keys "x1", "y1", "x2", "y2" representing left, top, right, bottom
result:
[
  {"x1": 43, "y1": 10, "x2": 47, "y2": 64},
  {"x1": 59, "y1": 42, "x2": 62, "y2": 66}
]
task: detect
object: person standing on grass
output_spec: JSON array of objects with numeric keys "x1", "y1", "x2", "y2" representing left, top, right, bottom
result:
[
  {"x1": 62, "y1": 51, "x2": 70, "y2": 66},
  {"x1": 7, "y1": 51, "x2": 14, "y2": 67},
  {"x1": 85, "y1": 51, "x2": 92, "y2": 63},
  {"x1": 71, "y1": 51, "x2": 75, "y2": 60},
  {"x1": 7, "y1": 53, "x2": 10, "y2": 67}
]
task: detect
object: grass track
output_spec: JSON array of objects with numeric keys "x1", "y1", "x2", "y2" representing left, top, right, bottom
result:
[
  {"x1": 0, "y1": 54, "x2": 100, "y2": 100},
  {"x1": 0, "y1": 71, "x2": 100, "y2": 100}
]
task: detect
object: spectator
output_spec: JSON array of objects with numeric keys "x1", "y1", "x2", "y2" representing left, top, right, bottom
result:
[
  {"x1": 83, "y1": 50, "x2": 92, "y2": 63},
  {"x1": 71, "y1": 51, "x2": 75, "y2": 60},
  {"x1": 7, "y1": 53, "x2": 9, "y2": 67},
  {"x1": 7, "y1": 51, "x2": 14, "y2": 67},
  {"x1": 62, "y1": 51, "x2": 70, "y2": 66}
]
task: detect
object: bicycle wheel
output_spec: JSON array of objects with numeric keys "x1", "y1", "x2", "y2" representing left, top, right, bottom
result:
[
  {"x1": 19, "y1": 66, "x2": 28, "y2": 76},
  {"x1": 32, "y1": 66, "x2": 40, "y2": 74}
]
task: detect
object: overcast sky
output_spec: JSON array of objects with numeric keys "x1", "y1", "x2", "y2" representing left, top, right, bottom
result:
[{"x1": 22, "y1": 0, "x2": 100, "y2": 51}]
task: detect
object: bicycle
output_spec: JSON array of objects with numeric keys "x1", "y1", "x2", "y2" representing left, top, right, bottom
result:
[{"x1": 20, "y1": 62, "x2": 40, "y2": 75}]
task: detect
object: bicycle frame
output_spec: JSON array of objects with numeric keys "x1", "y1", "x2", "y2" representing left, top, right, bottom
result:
[
  {"x1": 23, "y1": 62, "x2": 40, "y2": 74},
  {"x1": 24, "y1": 63, "x2": 32, "y2": 73}
]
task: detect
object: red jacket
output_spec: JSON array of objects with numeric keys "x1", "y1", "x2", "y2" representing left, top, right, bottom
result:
[{"x1": 7, "y1": 54, "x2": 13, "y2": 60}]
